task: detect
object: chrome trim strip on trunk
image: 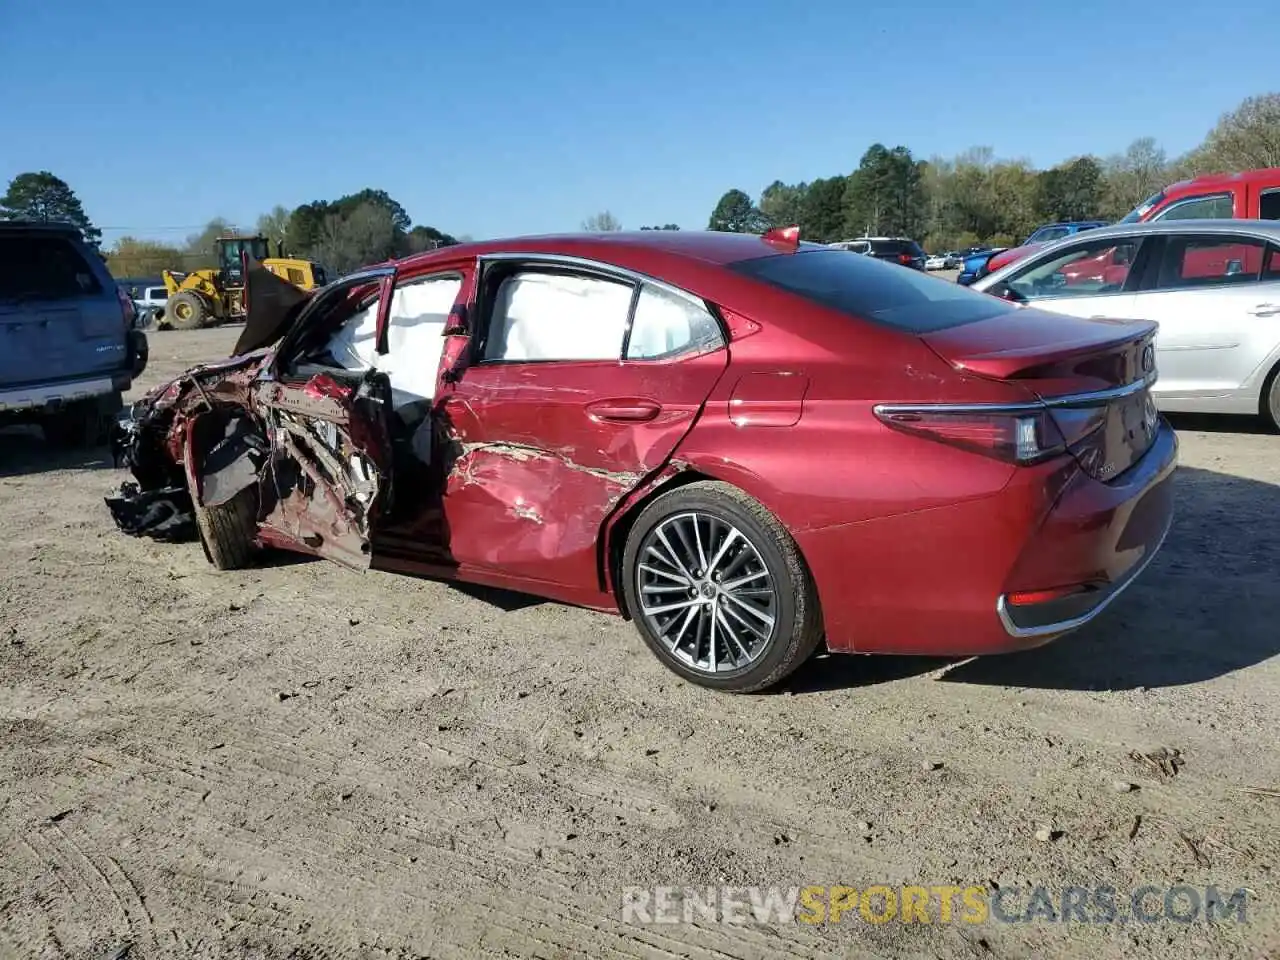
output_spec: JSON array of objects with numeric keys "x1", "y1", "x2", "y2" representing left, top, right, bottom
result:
[{"x1": 872, "y1": 372, "x2": 1158, "y2": 419}]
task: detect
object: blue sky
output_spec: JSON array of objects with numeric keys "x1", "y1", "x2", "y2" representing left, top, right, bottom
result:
[{"x1": 2, "y1": 0, "x2": 1276, "y2": 248}]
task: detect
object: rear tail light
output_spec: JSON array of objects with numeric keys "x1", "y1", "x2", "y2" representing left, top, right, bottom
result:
[
  {"x1": 873, "y1": 405, "x2": 1067, "y2": 465},
  {"x1": 1006, "y1": 584, "x2": 1093, "y2": 606},
  {"x1": 898, "y1": 252, "x2": 913, "y2": 265},
  {"x1": 117, "y1": 286, "x2": 137, "y2": 328}
]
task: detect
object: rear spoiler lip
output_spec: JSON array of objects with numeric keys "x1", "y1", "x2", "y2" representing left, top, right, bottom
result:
[{"x1": 920, "y1": 316, "x2": 1159, "y2": 382}]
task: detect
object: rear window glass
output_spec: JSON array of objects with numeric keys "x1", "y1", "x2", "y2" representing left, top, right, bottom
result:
[
  {"x1": 0, "y1": 234, "x2": 101, "y2": 300},
  {"x1": 869, "y1": 240, "x2": 911, "y2": 254},
  {"x1": 729, "y1": 249, "x2": 1010, "y2": 333}
]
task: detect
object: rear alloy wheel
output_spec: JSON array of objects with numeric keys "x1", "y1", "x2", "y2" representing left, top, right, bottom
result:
[
  {"x1": 1265, "y1": 366, "x2": 1280, "y2": 432},
  {"x1": 167, "y1": 291, "x2": 208, "y2": 330},
  {"x1": 622, "y1": 481, "x2": 823, "y2": 693}
]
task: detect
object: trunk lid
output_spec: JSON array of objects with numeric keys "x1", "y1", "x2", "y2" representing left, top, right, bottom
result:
[{"x1": 922, "y1": 307, "x2": 1160, "y2": 482}]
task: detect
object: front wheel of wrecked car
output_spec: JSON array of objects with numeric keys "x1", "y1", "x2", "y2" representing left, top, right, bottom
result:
[
  {"x1": 621, "y1": 481, "x2": 824, "y2": 693},
  {"x1": 188, "y1": 472, "x2": 259, "y2": 570}
]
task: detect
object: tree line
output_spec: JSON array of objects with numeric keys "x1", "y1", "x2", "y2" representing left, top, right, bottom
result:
[
  {"x1": 0, "y1": 173, "x2": 466, "y2": 279},
  {"x1": 101, "y1": 190, "x2": 465, "y2": 279},
  {"x1": 706, "y1": 92, "x2": 1280, "y2": 252}
]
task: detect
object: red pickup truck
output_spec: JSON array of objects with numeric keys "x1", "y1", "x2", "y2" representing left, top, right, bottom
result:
[{"x1": 982, "y1": 166, "x2": 1280, "y2": 277}]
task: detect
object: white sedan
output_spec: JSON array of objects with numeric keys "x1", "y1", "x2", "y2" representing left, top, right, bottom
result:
[
  {"x1": 925, "y1": 255, "x2": 949, "y2": 270},
  {"x1": 972, "y1": 219, "x2": 1280, "y2": 429}
]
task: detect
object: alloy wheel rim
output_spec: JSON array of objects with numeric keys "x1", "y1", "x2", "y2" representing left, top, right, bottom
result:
[{"x1": 635, "y1": 511, "x2": 777, "y2": 674}]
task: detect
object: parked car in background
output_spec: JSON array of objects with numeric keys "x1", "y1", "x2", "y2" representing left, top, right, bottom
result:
[
  {"x1": 972, "y1": 168, "x2": 1280, "y2": 285},
  {"x1": 925, "y1": 254, "x2": 950, "y2": 270},
  {"x1": 1, "y1": 221, "x2": 148, "y2": 446},
  {"x1": 960, "y1": 222, "x2": 1109, "y2": 286},
  {"x1": 957, "y1": 247, "x2": 1006, "y2": 285},
  {"x1": 1120, "y1": 167, "x2": 1280, "y2": 224},
  {"x1": 107, "y1": 229, "x2": 1175, "y2": 692},
  {"x1": 1022, "y1": 221, "x2": 1110, "y2": 245},
  {"x1": 830, "y1": 237, "x2": 926, "y2": 270},
  {"x1": 973, "y1": 219, "x2": 1280, "y2": 429},
  {"x1": 131, "y1": 284, "x2": 168, "y2": 322}
]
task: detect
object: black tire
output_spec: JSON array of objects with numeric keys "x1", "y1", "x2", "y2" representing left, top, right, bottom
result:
[
  {"x1": 621, "y1": 480, "x2": 823, "y2": 693},
  {"x1": 189, "y1": 477, "x2": 258, "y2": 570},
  {"x1": 167, "y1": 291, "x2": 208, "y2": 331},
  {"x1": 1263, "y1": 365, "x2": 1280, "y2": 432},
  {"x1": 43, "y1": 393, "x2": 121, "y2": 448}
]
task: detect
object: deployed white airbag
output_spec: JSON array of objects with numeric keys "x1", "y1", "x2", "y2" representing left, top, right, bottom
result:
[
  {"x1": 488, "y1": 272, "x2": 632, "y2": 361},
  {"x1": 323, "y1": 276, "x2": 462, "y2": 408}
]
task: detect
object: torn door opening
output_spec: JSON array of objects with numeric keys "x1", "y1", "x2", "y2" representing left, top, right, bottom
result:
[{"x1": 258, "y1": 370, "x2": 394, "y2": 570}]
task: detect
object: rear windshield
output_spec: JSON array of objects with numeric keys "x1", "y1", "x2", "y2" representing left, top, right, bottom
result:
[
  {"x1": 0, "y1": 234, "x2": 102, "y2": 300},
  {"x1": 869, "y1": 239, "x2": 920, "y2": 255},
  {"x1": 729, "y1": 249, "x2": 1010, "y2": 333}
]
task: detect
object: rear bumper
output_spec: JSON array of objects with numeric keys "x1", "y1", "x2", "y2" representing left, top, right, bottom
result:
[
  {"x1": 799, "y1": 420, "x2": 1177, "y2": 657},
  {"x1": 0, "y1": 371, "x2": 132, "y2": 415},
  {"x1": 995, "y1": 420, "x2": 1177, "y2": 642},
  {"x1": 996, "y1": 498, "x2": 1172, "y2": 639}
]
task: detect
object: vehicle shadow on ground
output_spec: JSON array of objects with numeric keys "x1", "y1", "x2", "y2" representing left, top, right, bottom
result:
[
  {"x1": 254, "y1": 549, "x2": 546, "y2": 611},
  {"x1": 1165, "y1": 411, "x2": 1273, "y2": 436},
  {"x1": 937, "y1": 465, "x2": 1280, "y2": 692},
  {"x1": 0, "y1": 429, "x2": 115, "y2": 478},
  {"x1": 785, "y1": 650, "x2": 949, "y2": 694}
]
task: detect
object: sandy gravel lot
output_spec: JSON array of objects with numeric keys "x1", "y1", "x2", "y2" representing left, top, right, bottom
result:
[{"x1": 2, "y1": 326, "x2": 1278, "y2": 960}]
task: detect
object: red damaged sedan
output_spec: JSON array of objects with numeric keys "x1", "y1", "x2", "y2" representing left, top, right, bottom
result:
[{"x1": 106, "y1": 227, "x2": 1176, "y2": 692}]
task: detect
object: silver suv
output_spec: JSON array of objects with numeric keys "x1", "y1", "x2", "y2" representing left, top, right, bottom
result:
[{"x1": 0, "y1": 221, "x2": 148, "y2": 446}]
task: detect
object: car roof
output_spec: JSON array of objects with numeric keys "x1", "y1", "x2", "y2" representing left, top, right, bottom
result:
[
  {"x1": 0, "y1": 219, "x2": 83, "y2": 236},
  {"x1": 1039, "y1": 219, "x2": 1280, "y2": 242},
  {"x1": 393, "y1": 230, "x2": 830, "y2": 273},
  {"x1": 1166, "y1": 167, "x2": 1280, "y2": 192}
]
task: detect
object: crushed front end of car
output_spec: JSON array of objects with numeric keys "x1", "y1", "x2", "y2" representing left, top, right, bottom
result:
[{"x1": 104, "y1": 352, "x2": 270, "y2": 541}]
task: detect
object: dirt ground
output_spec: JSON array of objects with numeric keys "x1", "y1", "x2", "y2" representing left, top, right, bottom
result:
[{"x1": 2, "y1": 326, "x2": 1278, "y2": 960}]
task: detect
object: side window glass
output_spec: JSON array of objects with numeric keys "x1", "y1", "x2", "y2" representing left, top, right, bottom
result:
[
  {"x1": 1154, "y1": 194, "x2": 1234, "y2": 221},
  {"x1": 1155, "y1": 237, "x2": 1267, "y2": 289},
  {"x1": 626, "y1": 283, "x2": 724, "y2": 360},
  {"x1": 1007, "y1": 240, "x2": 1140, "y2": 299},
  {"x1": 1260, "y1": 190, "x2": 1280, "y2": 221},
  {"x1": 484, "y1": 271, "x2": 633, "y2": 362}
]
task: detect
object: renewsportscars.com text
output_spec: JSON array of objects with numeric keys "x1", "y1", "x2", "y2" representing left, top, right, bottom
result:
[{"x1": 621, "y1": 884, "x2": 1249, "y2": 926}]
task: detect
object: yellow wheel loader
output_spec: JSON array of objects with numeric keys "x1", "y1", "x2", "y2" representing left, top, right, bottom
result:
[{"x1": 160, "y1": 236, "x2": 329, "y2": 331}]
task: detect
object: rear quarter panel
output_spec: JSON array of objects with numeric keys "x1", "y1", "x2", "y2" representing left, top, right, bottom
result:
[{"x1": 663, "y1": 291, "x2": 1052, "y2": 652}]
